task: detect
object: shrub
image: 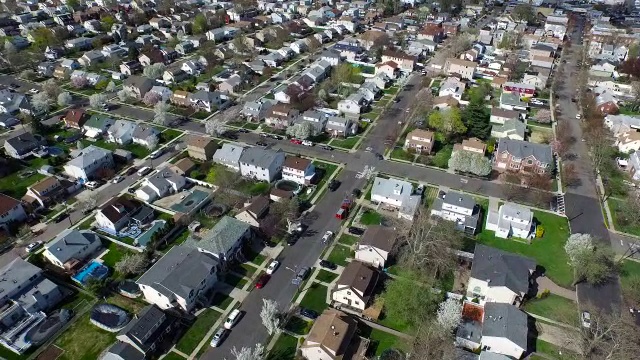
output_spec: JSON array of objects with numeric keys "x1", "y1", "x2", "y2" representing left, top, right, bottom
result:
[
  {"x1": 535, "y1": 225, "x2": 545, "y2": 238},
  {"x1": 537, "y1": 289, "x2": 551, "y2": 299}
]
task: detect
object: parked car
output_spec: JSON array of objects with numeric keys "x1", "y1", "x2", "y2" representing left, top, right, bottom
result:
[
  {"x1": 348, "y1": 227, "x2": 365, "y2": 235},
  {"x1": 28, "y1": 88, "x2": 39, "y2": 94},
  {"x1": 270, "y1": 134, "x2": 283, "y2": 140},
  {"x1": 285, "y1": 232, "x2": 299, "y2": 245},
  {"x1": 291, "y1": 267, "x2": 309, "y2": 285},
  {"x1": 260, "y1": 133, "x2": 269, "y2": 138},
  {"x1": 328, "y1": 180, "x2": 340, "y2": 191},
  {"x1": 581, "y1": 311, "x2": 591, "y2": 328},
  {"x1": 238, "y1": 129, "x2": 249, "y2": 133},
  {"x1": 321, "y1": 145, "x2": 333, "y2": 151},
  {"x1": 221, "y1": 131, "x2": 238, "y2": 140},
  {"x1": 210, "y1": 327, "x2": 229, "y2": 347},
  {"x1": 319, "y1": 260, "x2": 337, "y2": 270},
  {"x1": 85, "y1": 181, "x2": 99, "y2": 190},
  {"x1": 299, "y1": 307, "x2": 319, "y2": 319},
  {"x1": 266, "y1": 260, "x2": 280, "y2": 275},
  {"x1": 26, "y1": 241, "x2": 43, "y2": 253},
  {"x1": 255, "y1": 273, "x2": 271, "y2": 289},
  {"x1": 224, "y1": 309, "x2": 242, "y2": 329},
  {"x1": 149, "y1": 149, "x2": 163, "y2": 159},
  {"x1": 137, "y1": 167, "x2": 152, "y2": 176},
  {"x1": 125, "y1": 167, "x2": 138, "y2": 175},
  {"x1": 290, "y1": 138, "x2": 303, "y2": 145},
  {"x1": 302, "y1": 140, "x2": 313, "y2": 146},
  {"x1": 352, "y1": 188, "x2": 362, "y2": 197},
  {"x1": 53, "y1": 213, "x2": 68, "y2": 223},
  {"x1": 256, "y1": 141, "x2": 268, "y2": 147},
  {"x1": 127, "y1": 187, "x2": 136, "y2": 194},
  {"x1": 321, "y1": 230, "x2": 333, "y2": 243},
  {"x1": 112, "y1": 175, "x2": 124, "y2": 183}
]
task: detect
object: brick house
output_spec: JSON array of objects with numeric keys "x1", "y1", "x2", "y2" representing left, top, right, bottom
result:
[
  {"x1": 493, "y1": 139, "x2": 553, "y2": 175},
  {"x1": 63, "y1": 109, "x2": 88, "y2": 129}
]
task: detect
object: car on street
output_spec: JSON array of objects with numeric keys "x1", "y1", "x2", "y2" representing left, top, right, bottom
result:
[
  {"x1": 319, "y1": 260, "x2": 337, "y2": 270},
  {"x1": 292, "y1": 267, "x2": 309, "y2": 285},
  {"x1": 224, "y1": 309, "x2": 242, "y2": 329},
  {"x1": 112, "y1": 175, "x2": 124, "y2": 183},
  {"x1": 210, "y1": 327, "x2": 229, "y2": 347},
  {"x1": 321, "y1": 145, "x2": 333, "y2": 151},
  {"x1": 149, "y1": 149, "x2": 163, "y2": 159},
  {"x1": 256, "y1": 141, "x2": 268, "y2": 146},
  {"x1": 260, "y1": 133, "x2": 269, "y2": 137},
  {"x1": 53, "y1": 213, "x2": 68, "y2": 223},
  {"x1": 28, "y1": 88, "x2": 39, "y2": 94},
  {"x1": 581, "y1": 311, "x2": 591, "y2": 328},
  {"x1": 238, "y1": 129, "x2": 249, "y2": 133},
  {"x1": 285, "y1": 232, "x2": 299, "y2": 245},
  {"x1": 321, "y1": 230, "x2": 333, "y2": 243},
  {"x1": 365, "y1": 146, "x2": 373, "y2": 152},
  {"x1": 270, "y1": 134, "x2": 283, "y2": 140},
  {"x1": 137, "y1": 167, "x2": 152, "y2": 176},
  {"x1": 290, "y1": 138, "x2": 303, "y2": 145},
  {"x1": 26, "y1": 241, "x2": 43, "y2": 253},
  {"x1": 348, "y1": 227, "x2": 365, "y2": 235},
  {"x1": 255, "y1": 273, "x2": 271, "y2": 289},
  {"x1": 352, "y1": 188, "x2": 362, "y2": 197},
  {"x1": 221, "y1": 131, "x2": 238, "y2": 140},
  {"x1": 576, "y1": 114, "x2": 582, "y2": 119},
  {"x1": 299, "y1": 307, "x2": 319, "y2": 319},
  {"x1": 374, "y1": 152, "x2": 383, "y2": 160},
  {"x1": 302, "y1": 140, "x2": 313, "y2": 146},
  {"x1": 85, "y1": 181, "x2": 99, "y2": 190},
  {"x1": 127, "y1": 187, "x2": 136, "y2": 194},
  {"x1": 101, "y1": 103, "x2": 110, "y2": 111},
  {"x1": 125, "y1": 167, "x2": 138, "y2": 175},
  {"x1": 266, "y1": 260, "x2": 280, "y2": 275},
  {"x1": 328, "y1": 180, "x2": 340, "y2": 191}
]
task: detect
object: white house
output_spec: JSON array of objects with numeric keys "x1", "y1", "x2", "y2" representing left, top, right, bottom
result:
[
  {"x1": 430, "y1": 191, "x2": 480, "y2": 235},
  {"x1": 300, "y1": 309, "x2": 360, "y2": 360},
  {"x1": 0, "y1": 194, "x2": 27, "y2": 231},
  {"x1": 239, "y1": 148, "x2": 285, "y2": 182},
  {"x1": 338, "y1": 92, "x2": 366, "y2": 115},
  {"x1": 438, "y1": 77, "x2": 466, "y2": 100},
  {"x1": 331, "y1": 261, "x2": 379, "y2": 311},
  {"x1": 212, "y1": 143, "x2": 245, "y2": 171},
  {"x1": 43, "y1": 229, "x2": 102, "y2": 268},
  {"x1": 479, "y1": 303, "x2": 528, "y2": 359},
  {"x1": 131, "y1": 125, "x2": 160, "y2": 148},
  {"x1": 370, "y1": 177, "x2": 421, "y2": 221},
  {"x1": 354, "y1": 226, "x2": 397, "y2": 268},
  {"x1": 107, "y1": 119, "x2": 137, "y2": 145},
  {"x1": 135, "y1": 168, "x2": 186, "y2": 202},
  {"x1": 282, "y1": 156, "x2": 315, "y2": 185},
  {"x1": 485, "y1": 202, "x2": 534, "y2": 239},
  {"x1": 63, "y1": 146, "x2": 114, "y2": 181},
  {"x1": 95, "y1": 196, "x2": 154, "y2": 235}
]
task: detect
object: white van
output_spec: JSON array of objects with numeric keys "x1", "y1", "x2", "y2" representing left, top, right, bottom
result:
[
  {"x1": 224, "y1": 309, "x2": 242, "y2": 329},
  {"x1": 137, "y1": 166, "x2": 151, "y2": 176},
  {"x1": 302, "y1": 140, "x2": 313, "y2": 146}
]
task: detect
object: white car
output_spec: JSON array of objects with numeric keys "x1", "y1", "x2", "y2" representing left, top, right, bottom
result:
[
  {"x1": 581, "y1": 311, "x2": 591, "y2": 328},
  {"x1": 149, "y1": 149, "x2": 164, "y2": 159},
  {"x1": 26, "y1": 241, "x2": 43, "y2": 253},
  {"x1": 576, "y1": 114, "x2": 582, "y2": 119},
  {"x1": 223, "y1": 309, "x2": 242, "y2": 329},
  {"x1": 28, "y1": 88, "x2": 39, "y2": 94},
  {"x1": 112, "y1": 175, "x2": 124, "y2": 183},
  {"x1": 266, "y1": 260, "x2": 280, "y2": 275},
  {"x1": 85, "y1": 181, "x2": 99, "y2": 190},
  {"x1": 321, "y1": 231, "x2": 334, "y2": 243},
  {"x1": 302, "y1": 140, "x2": 313, "y2": 146}
]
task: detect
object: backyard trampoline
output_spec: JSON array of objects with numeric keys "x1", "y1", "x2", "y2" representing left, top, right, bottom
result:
[
  {"x1": 90, "y1": 304, "x2": 130, "y2": 332},
  {"x1": 71, "y1": 261, "x2": 109, "y2": 286}
]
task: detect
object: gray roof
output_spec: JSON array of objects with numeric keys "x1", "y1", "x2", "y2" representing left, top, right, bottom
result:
[
  {"x1": 371, "y1": 176, "x2": 413, "y2": 204},
  {"x1": 123, "y1": 75, "x2": 154, "y2": 92},
  {"x1": 132, "y1": 125, "x2": 159, "y2": 140},
  {"x1": 0, "y1": 258, "x2": 42, "y2": 301},
  {"x1": 500, "y1": 92, "x2": 526, "y2": 107},
  {"x1": 320, "y1": 49, "x2": 341, "y2": 59},
  {"x1": 146, "y1": 167, "x2": 184, "y2": 193},
  {"x1": 478, "y1": 352, "x2": 512, "y2": 360},
  {"x1": 103, "y1": 342, "x2": 144, "y2": 360},
  {"x1": 45, "y1": 229, "x2": 101, "y2": 264},
  {"x1": 491, "y1": 120, "x2": 526, "y2": 138},
  {"x1": 84, "y1": 114, "x2": 115, "y2": 130},
  {"x1": 440, "y1": 191, "x2": 477, "y2": 211},
  {"x1": 136, "y1": 246, "x2": 218, "y2": 299},
  {"x1": 212, "y1": 143, "x2": 245, "y2": 167},
  {"x1": 117, "y1": 305, "x2": 176, "y2": 354},
  {"x1": 326, "y1": 116, "x2": 350, "y2": 131},
  {"x1": 5, "y1": 132, "x2": 41, "y2": 155},
  {"x1": 108, "y1": 119, "x2": 137, "y2": 139},
  {"x1": 482, "y1": 303, "x2": 528, "y2": 350},
  {"x1": 191, "y1": 90, "x2": 219, "y2": 103},
  {"x1": 239, "y1": 147, "x2": 283, "y2": 169},
  {"x1": 471, "y1": 244, "x2": 535, "y2": 294},
  {"x1": 496, "y1": 138, "x2": 553, "y2": 164},
  {"x1": 66, "y1": 145, "x2": 112, "y2": 170},
  {"x1": 185, "y1": 216, "x2": 250, "y2": 256}
]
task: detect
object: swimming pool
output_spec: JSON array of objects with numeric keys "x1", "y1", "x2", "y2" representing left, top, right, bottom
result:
[
  {"x1": 72, "y1": 261, "x2": 109, "y2": 286},
  {"x1": 135, "y1": 220, "x2": 166, "y2": 247}
]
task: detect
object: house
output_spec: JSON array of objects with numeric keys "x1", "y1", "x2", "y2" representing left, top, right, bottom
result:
[
  {"x1": 375, "y1": 61, "x2": 399, "y2": 80},
  {"x1": 490, "y1": 108, "x2": 520, "y2": 124},
  {"x1": 431, "y1": 191, "x2": 481, "y2": 235},
  {"x1": 123, "y1": 76, "x2": 154, "y2": 99},
  {"x1": 615, "y1": 131, "x2": 640, "y2": 152},
  {"x1": 78, "y1": 50, "x2": 105, "y2": 68},
  {"x1": 595, "y1": 89, "x2": 619, "y2": 115},
  {"x1": 282, "y1": 156, "x2": 315, "y2": 185},
  {"x1": 0, "y1": 90, "x2": 28, "y2": 114},
  {"x1": 131, "y1": 125, "x2": 160, "y2": 148},
  {"x1": 453, "y1": 138, "x2": 486, "y2": 156},
  {"x1": 23, "y1": 177, "x2": 66, "y2": 208},
  {"x1": 176, "y1": 42, "x2": 195, "y2": 56},
  {"x1": 338, "y1": 93, "x2": 366, "y2": 115},
  {"x1": 486, "y1": 202, "x2": 534, "y2": 240},
  {"x1": 332, "y1": 261, "x2": 379, "y2": 311},
  {"x1": 0, "y1": 259, "x2": 64, "y2": 354},
  {"x1": 171, "y1": 90, "x2": 192, "y2": 108},
  {"x1": 187, "y1": 135, "x2": 218, "y2": 161},
  {"x1": 218, "y1": 74, "x2": 243, "y2": 94},
  {"x1": 404, "y1": 129, "x2": 434, "y2": 154},
  {"x1": 354, "y1": 226, "x2": 397, "y2": 268},
  {"x1": 64, "y1": 145, "x2": 114, "y2": 181},
  {"x1": 106, "y1": 119, "x2": 137, "y2": 146},
  {"x1": 96, "y1": 196, "x2": 154, "y2": 235},
  {"x1": 120, "y1": 60, "x2": 142, "y2": 76},
  {"x1": 235, "y1": 196, "x2": 270, "y2": 227},
  {"x1": 326, "y1": 116, "x2": 356, "y2": 137},
  {"x1": 135, "y1": 168, "x2": 186, "y2": 202},
  {"x1": 444, "y1": 58, "x2": 477, "y2": 80},
  {"x1": 190, "y1": 90, "x2": 222, "y2": 112},
  {"x1": 4, "y1": 132, "x2": 43, "y2": 159},
  {"x1": 63, "y1": 109, "x2": 87, "y2": 129},
  {"x1": 162, "y1": 68, "x2": 189, "y2": 85},
  {"x1": 499, "y1": 93, "x2": 528, "y2": 111},
  {"x1": 502, "y1": 82, "x2": 535, "y2": 98},
  {"x1": 381, "y1": 50, "x2": 416, "y2": 72},
  {"x1": 242, "y1": 100, "x2": 275, "y2": 122},
  {"x1": 301, "y1": 309, "x2": 367, "y2": 360},
  {"x1": 439, "y1": 77, "x2": 466, "y2": 100},
  {"x1": 296, "y1": 110, "x2": 328, "y2": 136},
  {"x1": 212, "y1": 144, "x2": 245, "y2": 171},
  {"x1": 265, "y1": 103, "x2": 299, "y2": 128},
  {"x1": 493, "y1": 138, "x2": 553, "y2": 175},
  {"x1": 491, "y1": 120, "x2": 527, "y2": 141},
  {"x1": 106, "y1": 305, "x2": 178, "y2": 359},
  {"x1": 43, "y1": 229, "x2": 101, "y2": 269},
  {"x1": 0, "y1": 194, "x2": 27, "y2": 231},
  {"x1": 370, "y1": 177, "x2": 421, "y2": 220},
  {"x1": 184, "y1": 216, "x2": 251, "y2": 263},
  {"x1": 433, "y1": 95, "x2": 460, "y2": 109},
  {"x1": 80, "y1": 115, "x2": 113, "y2": 139},
  {"x1": 149, "y1": 86, "x2": 173, "y2": 102},
  {"x1": 589, "y1": 60, "x2": 616, "y2": 78},
  {"x1": 139, "y1": 49, "x2": 166, "y2": 67},
  {"x1": 320, "y1": 49, "x2": 341, "y2": 66},
  {"x1": 239, "y1": 148, "x2": 285, "y2": 182},
  {"x1": 137, "y1": 246, "x2": 218, "y2": 312}
]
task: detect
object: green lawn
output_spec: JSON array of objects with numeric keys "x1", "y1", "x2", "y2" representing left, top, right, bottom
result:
[
  {"x1": 338, "y1": 234, "x2": 359, "y2": 245},
  {"x1": 267, "y1": 334, "x2": 298, "y2": 360},
  {"x1": 535, "y1": 338, "x2": 578, "y2": 359},
  {"x1": 0, "y1": 168, "x2": 45, "y2": 198},
  {"x1": 81, "y1": 139, "x2": 150, "y2": 159},
  {"x1": 361, "y1": 112, "x2": 379, "y2": 121},
  {"x1": 360, "y1": 210, "x2": 383, "y2": 225},
  {"x1": 315, "y1": 269, "x2": 339, "y2": 283},
  {"x1": 162, "y1": 352, "x2": 187, "y2": 360},
  {"x1": 245, "y1": 250, "x2": 267, "y2": 266},
  {"x1": 476, "y1": 211, "x2": 573, "y2": 288},
  {"x1": 620, "y1": 260, "x2": 640, "y2": 295},
  {"x1": 299, "y1": 283, "x2": 328, "y2": 313},
  {"x1": 390, "y1": 148, "x2": 414, "y2": 162},
  {"x1": 359, "y1": 325, "x2": 406, "y2": 357},
  {"x1": 524, "y1": 294, "x2": 578, "y2": 326},
  {"x1": 330, "y1": 136, "x2": 360, "y2": 149},
  {"x1": 243, "y1": 122, "x2": 260, "y2": 130},
  {"x1": 100, "y1": 242, "x2": 134, "y2": 268},
  {"x1": 210, "y1": 293, "x2": 233, "y2": 310},
  {"x1": 284, "y1": 316, "x2": 312, "y2": 335},
  {"x1": 224, "y1": 274, "x2": 248, "y2": 288},
  {"x1": 160, "y1": 129, "x2": 183, "y2": 143},
  {"x1": 326, "y1": 245, "x2": 353, "y2": 266},
  {"x1": 106, "y1": 294, "x2": 147, "y2": 314},
  {"x1": 175, "y1": 309, "x2": 222, "y2": 355},
  {"x1": 424, "y1": 185, "x2": 439, "y2": 209},
  {"x1": 54, "y1": 312, "x2": 116, "y2": 360},
  {"x1": 608, "y1": 198, "x2": 640, "y2": 237}
]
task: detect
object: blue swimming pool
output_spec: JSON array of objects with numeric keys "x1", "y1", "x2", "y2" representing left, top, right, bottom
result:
[
  {"x1": 135, "y1": 220, "x2": 166, "y2": 247},
  {"x1": 72, "y1": 261, "x2": 109, "y2": 286}
]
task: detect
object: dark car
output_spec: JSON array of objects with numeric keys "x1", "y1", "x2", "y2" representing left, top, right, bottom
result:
[
  {"x1": 328, "y1": 180, "x2": 340, "y2": 191},
  {"x1": 127, "y1": 187, "x2": 136, "y2": 194},
  {"x1": 255, "y1": 273, "x2": 271, "y2": 289},
  {"x1": 238, "y1": 129, "x2": 249, "y2": 133},
  {"x1": 352, "y1": 188, "x2": 362, "y2": 197},
  {"x1": 256, "y1": 141, "x2": 268, "y2": 146},
  {"x1": 299, "y1": 308, "x2": 319, "y2": 319},
  {"x1": 321, "y1": 145, "x2": 333, "y2": 151},
  {"x1": 53, "y1": 213, "x2": 68, "y2": 223},
  {"x1": 319, "y1": 260, "x2": 337, "y2": 270},
  {"x1": 374, "y1": 152, "x2": 383, "y2": 160},
  {"x1": 221, "y1": 131, "x2": 238, "y2": 140},
  {"x1": 348, "y1": 227, "x2": 365, "y2": 235},
  {"x1": 285, "y1": 232, "x2": 299, "y2": 245},
  {"x1": 126, "y1": 167, "x2": 138, "y2": 175}
]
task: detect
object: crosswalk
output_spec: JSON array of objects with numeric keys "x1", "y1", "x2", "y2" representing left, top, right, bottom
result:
[{"x1": 556, "y1": 193, "x2": 566, "y2": 215}]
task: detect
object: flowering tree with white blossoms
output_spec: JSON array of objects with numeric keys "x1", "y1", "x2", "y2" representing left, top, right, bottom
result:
[
  {"x1": 436, "y1": 297, "x2": 462, "y2": 332},
  {"x1": 564, "y1": 233, "x2": 594, "y2": 266},
  {"x1": 260, "y1": 299, "x2": 280, "y2": 335},
  {"x1": 230, "y1": 344, "x2": 265, "y2": 360}
]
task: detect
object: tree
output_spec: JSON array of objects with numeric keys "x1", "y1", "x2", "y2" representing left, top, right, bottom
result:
[
  {"x1": 563, "y1": 163, "x2": 580, "y2": 187},
  {"x1": 66, "y1": 0, "x2": 80, "y2": 11},
  {"x1": 145, "y1": 136, "x2": 159, "y2": 151},
  {"x1": 533, "y1": 109, "x2": 552, "y2": 124},
  {"x1": 20, "y1": 69, "x2": 36, "y2": 80},
  {"x1": 620, "y1": 57, "x2": 640, "y2": 78},
  {"x1": 31, "y1": 92, "x2": 51, "y2": 114},
  {"x1": 56, "y1": 92, "x2": 72, "y2": 107},
  {"x1": 89, "y1": 94, "x2": 107, "y2": 109},
  {"x1": 512, "y1": 3, "x2": 536, "y2": 23},
  {"x1": 42, "y1": 79, "x2": 61, "y2": 99},
  {"x1": 447, "y1": 150, "x2": 491, "y2": 177},
  {"x1": 71, "y1": 75, "x2": 89, "y2": 89},
  {"x1": 571, "y1": 308, "x2": 640, "y2": 359},
  {"x1": 143, "y1": 91, "x2": 161, "y2": 106},
  {"x1": 565, "y1": 233, "x2": 595, "y2": 265},
  {"x1": 101, "y1": 15, "x2": 116, "y2": 32},
  {"x1": 230, "y1": 344, "x2": 265, "y2": 360},
  {"x1": 307, "y1": 36, "x2": 322, "y2": 53},
  {"x1": 153, "y1": 101, "x2": 171, "y2": 125},
  {"x1": 436, "y1": 298, "x2": 462, "y2": 332},
  {"x1": 193, "y1": 13, "x2": 209, "y2": 34},
  {"x1": 428, "y1": 108, "x2": 466, "y2": 139},
  {"x1": 285, "y1": 122, "x2": 313, "y2": 139},
  {"x1": 205, "y1": 119, "x2": 227, "y2": 136},
  {"x1": 408, "y1": 324, "x2": 456, "y2": 360},
  {"x1": 565, "y1": 233, "x2": 617, "y2": 285},
  {"x1": 260, "y1": 299, "x2": 280, "y2": 335},
  {"x1": 498, "y1": 31, "x2": 522, "y2": 50},
  {"x1": 462, "y1": 100, "x2": 491, "y2": 139},
  {"x1": 143, "y1": 63, "x2": 166, "y2": 79},
  {"x1": 115, "y1": 254, "x2": 150, "y2": 276},
  {"x1": 382, "y1": 270, "x2": 440, "y2": 329},
  {"x1": 78, "y1": 197, "x2": 96, "y2": 213},
  {"x1": 105, "y1": 81, "x2": 117, "y2": 92},
  {"x1": 117, "y1": 89, "x2": 133, "y2": 102}
]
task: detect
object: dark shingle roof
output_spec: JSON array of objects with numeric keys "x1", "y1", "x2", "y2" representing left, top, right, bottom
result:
[
  {"x1": 482, "y1": 303, "x2": 528, "y2": 350},
  {"x1": 360, "y1": 226, "x2": 397, "y2": 252},
  {"x1": 471, "y1": 244, "x2": 535, "y2": 294}
]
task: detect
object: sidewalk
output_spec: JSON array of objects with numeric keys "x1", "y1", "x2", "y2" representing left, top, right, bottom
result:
[{"x1": 536, "y1": 277, "x2": 576, "y2": 301}]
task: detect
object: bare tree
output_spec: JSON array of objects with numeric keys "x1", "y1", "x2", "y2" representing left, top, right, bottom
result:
[
  {"x1": 115, "y1": 254, "x2": 150, "y2": 276},
  {"x1": 42, "y1": 79, "x2": 61, "y2": 99},
  {"x1": 57, "y1": 92, "x2": 72, "y2": 107},
  {"x1": 563, "y1": 163, "x2": 580, "y2": 187},
  {"x1": 153, "y1": 101, "x2": 171, "y2": 125},
  {"x1": 105, "y1": 81, "x2": 117, "y2": 92},
  {"x1": 205, "y1": 118, "x2": 226, "y2": 136},
  {"x1": 408, "y1": 324, "x2": 456, "y2": 360},
  {"x1": 571, "y1": 307, "x2": 640, "y2": 359},
  {"x1": 89, "y1": 94, "x2": 107, "y2": 109}
]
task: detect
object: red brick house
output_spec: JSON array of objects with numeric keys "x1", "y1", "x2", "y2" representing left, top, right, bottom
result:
[
  {"x1": 63, "y1": 109, "x2": 87, "y2": 129},
  {"x1": 493, "y1": 138, "x2": 553, "y2": 175}
]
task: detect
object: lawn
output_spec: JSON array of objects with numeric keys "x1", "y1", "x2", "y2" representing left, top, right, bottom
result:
[
  {"x1": 620, "y1": 260, "x2": 640, "y2": 294},
  {"x1": 608, "y1": 198, "x2": 640, "y2": 237},
  {"x1": 160, "y1": 129, "x2": 183, "y2": 143},
  {"x1": 359, "y1": 325, "x2": 407, "y2": 357},
  {"x1": 360, "y1": 210, "x2": 383, "y2": 225},
  {"x1": 535, "y1": 338, "x2": 578, "y2": 359},
  {"x1": 390, "y1": 148, "x2": 414, "y2": 162},
  {"x1": 224, "y1": 274, "x2": 248, "y2": 288},
  {"x1": 326, "y1": 244, "x2": 353, "y2": 266},
  {"x1": 299, "y1": 283, "x2": 328, "y2": 313},
  {"x1": 424, "y1": 185, "x2": 439, "y2": 209},
  {"x1": 284, "y1": 316, "x2": 312, "y2": 335},
  {"x1": 81, "y1": 139, "x2": 150, "y2": 159},
  {"x1": 175, "y1": 309, "x2": 222, "y2": 355},
  {"x1": 0, "y1": 167, "x2": 45, "y2": 198},
  {"x1": 77, "y1": 215, "x2": 95, "y2": 230},
  {"x1": 267, "y1": 334, "x2": 298, "y2": 360},
  {"x1": 54, "y1": 312, "x2": 116, "y2": 360},
  {"x1": 162, "y1": 352, "x2": 188, "y2": 360},
  {"x1": 106, "y1": 294, "x2": 147, "y2": 314},
  {"x1": 245, "y1": 250, "x2": 267, "y2": 266},
  {"x1": 315, "y1": 269, "x2": 339, "y2": 283},
  {"x1": 100, "y1": 241, "x2": 134, "y2": 268},
  {"x1": 210, "y1": 293, "x2": 233, "y2": 310},
  {"x1": 330, "y1": 136, "x2": 360, "y2": 149},
  {"x1": 338, "y1": 234, "x2": 359, "y2": 245},
  {"x1": 476, "y1": 211, "x2": 573, "y2": 288},
  {"x1": 524, "y1": 294, "x2": 578, "y2": 326}
]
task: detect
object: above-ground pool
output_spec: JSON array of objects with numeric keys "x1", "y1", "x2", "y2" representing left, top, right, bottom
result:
[
  {"x1": 90, "y1": 304, "x2": 130, "y2": 332},
  {"x1": 171, "y1": 190, "x2": 210, "y2": 213},
  {"x1": 275, "y1": 180, "x2": 302, "y2": 194},
  {"x1": 72, "y1": 261, "x2": 109, "y2": 286},
  {"x1": 135, "y1": 220, "x2": 166, "y2": 247},
  {"x1": 47, "y1": 147, "x2": 65, "y2": 157}
]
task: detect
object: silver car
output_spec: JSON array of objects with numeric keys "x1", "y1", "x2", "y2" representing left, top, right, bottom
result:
[{"x1": 210, "y1": 327, "x2": 229, "y2": 347}]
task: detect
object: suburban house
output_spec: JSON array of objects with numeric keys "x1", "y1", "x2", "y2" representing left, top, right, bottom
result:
[
  {"x1": 375, "y1": 61, "x2": 399, "y2": 79},
  {"x1": 107, "y1": 119, "x2": 137, "y2": 145},
  {"x1": 187, "y1": 135, "x2": 218, "y2": 161},
  {"x1": 430, "y1": 190, "x2": 481, "y2": 235},
  {"x1": 63, "y1": 109, "x2": 88, "y2": 129},
  {"x1": 265, "y1": 103, "x2": 299, "y2": 128},
  {"x1": 0, "y1": 194, "x2": 27, "y2": 231},
  {"x1": 404, "y1": 129, "x2": 435, "y2": 154},
  {"x1": 63, "y1": 146, "x2": 114, "y2": 181},
  {"x1": 190, "y1": 90, "x2": 222, "y2": 112},
  {"x1": 239, "y1": 148, "x2": 285, "y2": 182},
  {"x1": 439, "y1": 77, "x2": 466, "y2": 100},
  {"x1": 326, "y1": 116, "x2": 357, "y2": 137},
  {"x1": 135, "y1": 168, "x2": 186, "y2": 202},
  {"x1": 491, "y1": 108, "x2": 520, "y2": 127},
  {"x1": 370, "y1": 177, "x2": 421, "y2": 220},
  {"x1": 381, "y1": 50, "x2": 416, "y2": 72},
  {"x1": 301, "y1": 309, "x2": 367, "y2": 360},
  {"x1": 123, "y1": 76, "x2": 154, "y2": 99},
  {"x1": 212, "y1": 143, "x2": 245, "y2": 171},
  {"x1": 444, "y1": 58, "x2": 477, "y2": 80},
  {"x1": 486, "y1": 202, "x2": 534, "y2": 239},
  {"x1": 499, "y1": 93, "x2": 528, "y2": 111},
  {"x1": 95, "y1": 196, "x2": 154, "y2": 235},
  {"x1": 453, "y1": 138, "x2": 486, "y2": 156},
  {"x1": 83, "y1": 115, "x2": 115, "y2": 138},
  {"x1": 332, "y1": 261, "x2": 380, "y2": 311},
  {"x1": 491, "y1": 120, "x2": 527, "y2": 141},
  {"x1": 235, "y1": 196, "x2": 270, "y2": 228},
  {"x1": 493, "y1": 139, "x2": 553, "y2": 175},
  {"x1": 354, "y1": 226, "x2": 397, "y2": 268},
  {"x1": 184, "y1": 216, "x2": 251, "y2": 263},
  {"x1": 131, "y1": 125, "x2": 160, "y2": 148},
  {"x1": 502, "y1": 82, "x2": 535, "y2": 98},
  {"x1": 242, "y1": 100, "x2": 275, "y2": 122},
  {"x1": 4, "y1": 132, "x2": 43, "y2": 159},
  {"x1": 23, "y1": 176, "x2": 66, "y2": 208},
  {"x1": 282, "y1": 156, "x2": 315, "y2": 185},
  {"x1": 43, "y1": 229, "x2": 101, "y2": 269},
  {"x1": 338, "y1": 92, "x2": 367, "y2": 115},
  {"x1": 137, "y1": 246, "x2": 219, "y2": 312}
]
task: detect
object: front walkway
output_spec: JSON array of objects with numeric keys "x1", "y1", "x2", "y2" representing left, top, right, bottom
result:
[{"x1": 536, "y1": 276, "x2": 576, "y2": 301}]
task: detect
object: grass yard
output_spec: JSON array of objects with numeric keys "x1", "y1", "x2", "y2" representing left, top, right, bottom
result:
[
  {"x1": 245, "y1": 250, "x2": 267, "y2": 266},
  {"x1": 162, "y1": 352, "x2": 188, "y2": 360},
  {"x1": 175, "y1": 309, "x2": 222, "y2": 355},
  {"x1": 620, "y1": 260, "x2": 640, "y2": 294},
  {"x1": 160, "y1": 129, "x2": 183, "y2": 143},
  {"x1": 0, "y1": 169, "x2": 45, "y2": 199},
  {"x1": 476, "y1": 211, "x2": 573, "y2": 287},
  {"x1": 529, "y1": 127, "x2": 553, "y2": 144},
  {"x1": 81, "y1": 139, "x2": 150, "y2": 159},
  {"x1": 524, "y1": 294, "x2": 578, "y2": 326},
  {"x1": 106, "y1": 294, "x2": 147, "y2": 314},
  {"x1": 326, "y1": 244, "x2": 353, "y2": 266},
  {"x1": 77, "y1": 215, "x2": 95, "y2": 230},
  {"x1": 608, "y1": 198, "x2": 640, "y2": 237},
  {"x1": 338, "y1": 234, "x2": 359, "y2": 246},
  {"x1": 284, "y1": 316, "x2": 312, "y2": 335},
  {"x1": 224, "y1": 274, "x2": 248, "y2": 288},
  {"x1": 210, "y1": 293, "x2": 234, "y2": 310},
  {"x1": 267, "y1": 333, "x2": 298, "y2": 360},
  {"x1": 54, "y1": 312, "x2": 116, "y2": 360},
  {"x1": 390, "y1": 148, "x2": 414, "y2": 162},
  {"x1": 360, "y1": 210, "x2": 383, "y2": 225},
  {"x1": 243, "y1": 122, "x2": 260, "y2": 130},
  {"x1": 100, "y1": 242, "x2": 134, "y2": 268},
  {"x1": 330, "y1": 136, "x2": 360, "y2": 149},
  {"x1": 299, "y1": 283, "x2": 328, "y2": 313},
  {"x1": 424, "y1": 185, "x2": 439, "y2": 208},
  {"x1": 315, "y1": 269, "x2": 339, "y2": 283},
  {"x1": 535, "y1": 338, "x2": 578, "y2": 359},
  {"x1": 359, "y1": 325, "x2": 407, "y2": 357}
]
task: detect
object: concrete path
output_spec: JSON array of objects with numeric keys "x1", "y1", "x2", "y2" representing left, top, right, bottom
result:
[
  {"x1": 537, "y1": 322, "x2": 582, "y2": 354},
  {"x1": 536, "y1": 276, "x2": 577, "y2": 301},
  {"x1": 359, "y1": 318, "x2": 414, "y2": 340}
]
